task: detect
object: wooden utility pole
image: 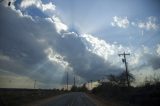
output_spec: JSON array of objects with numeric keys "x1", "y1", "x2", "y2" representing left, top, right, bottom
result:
[
  {"x1": 34, "y1": 80, "x2": 36, "y2": 89},
  {"x1": 66, "y1": 71, "x2": 68, "y2": 90},
  {"x1": 118, "y1": 52, "x2": 130, "y2": 87},
  {"x1": 73, "y1": 75, "x2": 76, "y2": 87},
  {"x1": 90, "y1": 80, "x2": 92, "y2": 89}
]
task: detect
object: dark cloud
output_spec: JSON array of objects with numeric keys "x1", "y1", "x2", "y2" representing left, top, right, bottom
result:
[
  {"x1": 132, "y1": 53, "x2": 160, "y2": 71},
  {"x1": 0, "y1": 5, "x2": 61, "y2": 85},
  {"x1": 0, "y1": 6, "x2": 47, "y2": 65},
  {"x1": 47, "y1": 32, "x2": 123, "y2": 81},
  {"x1": 148, "y1": 55, "x2": 160, "y2": 70},
  {"x1": 0, "y1": 5, "x2": 136, "y2": 88},
  {"x1": 71, "y1": 52, "x2": 123, "y2": 81}
]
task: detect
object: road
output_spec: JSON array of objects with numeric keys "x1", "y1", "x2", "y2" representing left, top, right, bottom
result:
[{"x1": 39, "y1": 92, "x2": 97, "y2": 106}]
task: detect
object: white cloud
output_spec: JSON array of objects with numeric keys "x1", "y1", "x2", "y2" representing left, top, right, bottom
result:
[
  {"x1": 20, "y1": 0, "x2": 67, "y2": 33},
  {"x1": 111, "y1": 16, "x2": 129, "y2": 28},
  {"x1": 81, "y1": 34, "x2": 131, "y2": 66},
  {"x1": 82, "y1": 34, "x2": 115, "y2": 60},
  {"x1": 52, "y1": 16, "x2": 68, "y2": 33},
  {"x1": 20, "y1": 0, "x2": 67, "y2": 34},
  {"x1": 20, "y1": 0, "x2": 56, "y2": 13},
  {"x1": 129, "y1": 53, "x2": 141, "y2": 66},
  {"x1": 20, "y1": 0, "x2": 41, "y2": 9},
  {"x1": 45, "y1": 47, "x2": 69, "y2": 68},
  {"x1": 42, "y1": 2, "x2": 55, "y2": 11},
  {"x1": 156, "y1": 44, "x2": 160, "y2": 56},
  {"x1": 129, "y1": 45, "x2": 150, "y2": 68},
  {"x1": 138, "y1": 17, "x2": 159, "y2": 30}
]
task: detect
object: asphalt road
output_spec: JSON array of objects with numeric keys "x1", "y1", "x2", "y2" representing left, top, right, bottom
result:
[{"x1": 39, "y1": 92, "x2": 97, "y2": 106}]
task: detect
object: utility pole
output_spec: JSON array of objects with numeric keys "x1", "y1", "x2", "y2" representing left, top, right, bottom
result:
[
  {"x1": 73, "y1": 75, "x2": 76, "y2": 87},
  {"x1": 90, "y1": 80, "x2": 92, "y2": 90},
  {"x1": 87, "y1": 81, "x2": 89, "y2": 89},
  {"x1": 118, "y1": 52, "x2": 130, "y2": 87},
  {"x1": 34, "y1": 80, "x2": 36, "y2": 89},
  {"x1": 66, "y1": 71, "x2": 68, "y2": 90}
]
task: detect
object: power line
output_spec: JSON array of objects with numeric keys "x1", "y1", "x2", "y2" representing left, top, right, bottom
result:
[{"x1": 118, "y1": 52, "x2": 130, "y2": 87}]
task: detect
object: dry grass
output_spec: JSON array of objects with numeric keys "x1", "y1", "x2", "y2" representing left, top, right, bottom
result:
[{"x1": 87, "y1": 93, "x2": 131, "y2": 106}]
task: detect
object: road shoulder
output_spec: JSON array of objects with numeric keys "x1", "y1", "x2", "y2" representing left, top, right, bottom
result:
[{"x1": 87, "y1": 93, "x2": 128, "y2": 106}]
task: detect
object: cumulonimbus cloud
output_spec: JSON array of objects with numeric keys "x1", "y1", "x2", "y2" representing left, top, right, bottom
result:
[{"x1": 0, "y1": 1, "x2": 160, "y2": 89}]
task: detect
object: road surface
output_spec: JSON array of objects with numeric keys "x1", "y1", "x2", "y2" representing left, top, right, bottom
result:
[{"x1": 39, "y1": 92, "x2": 97, "y2": 106}]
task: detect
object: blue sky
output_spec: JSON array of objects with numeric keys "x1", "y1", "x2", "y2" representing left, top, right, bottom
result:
[
  {"x1": 14, "y1": 0, "x2": 160, "y2": 47},
  {"x1": 54, "y1": 0, "x2": 160, "y2": 46},
  {"x1": 0, "y1": 0, "x2": 160, "y2": 89}
]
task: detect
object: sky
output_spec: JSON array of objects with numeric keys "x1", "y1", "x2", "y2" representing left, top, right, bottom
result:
[{"x1": 0, "y1": 0, "x2": 160, "y2": 89}]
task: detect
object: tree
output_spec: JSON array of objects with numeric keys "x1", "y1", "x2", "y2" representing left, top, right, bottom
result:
[
  {"x1": 107, "y1": 72, "x2": 135, "y2": 87},
  {"x1": 70, "y1": 85, "x2": 78, "y2": 92}
]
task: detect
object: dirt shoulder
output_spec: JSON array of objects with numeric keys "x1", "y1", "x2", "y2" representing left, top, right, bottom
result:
[
  {"x1": 87, "y1": 93, "x2": 130, "y2": 106},
  {"x1": 23, "y1": 95, "x2": 59, "y2": 106}
]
